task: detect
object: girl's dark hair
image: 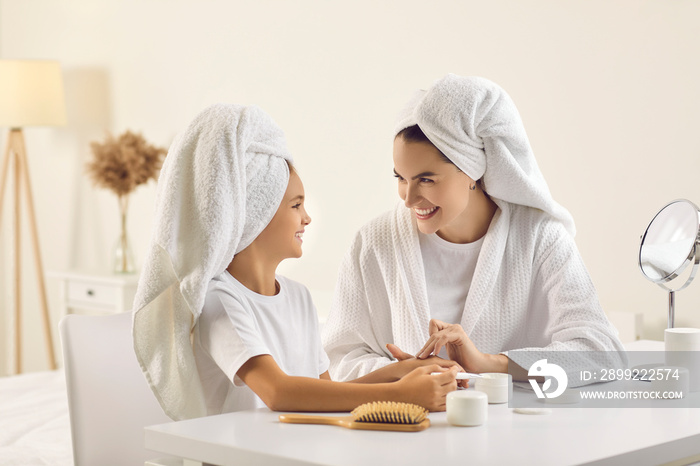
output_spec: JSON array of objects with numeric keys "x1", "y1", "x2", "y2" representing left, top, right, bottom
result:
[
  {"x1": 396, "y1": 125, "x2": 455, "y2": 167},
  {"x1": 286, "y1": 159, "x2": 296, "y2": 173}
]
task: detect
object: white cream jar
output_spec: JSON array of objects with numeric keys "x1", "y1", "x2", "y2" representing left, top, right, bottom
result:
[
  {"x1": 474, "y1": 373, "x2": 511, "y2": 404},
  {"x1": 446, "y1": 390, "x2": 488, "y2": 426}
]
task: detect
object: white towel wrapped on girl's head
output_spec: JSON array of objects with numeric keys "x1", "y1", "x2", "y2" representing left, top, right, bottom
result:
[{"x1": 132, "y1": 104, "x2": 292, "y2": 420}]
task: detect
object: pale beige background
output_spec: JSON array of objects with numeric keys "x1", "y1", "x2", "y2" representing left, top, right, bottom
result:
[{"x1": 1, "y1": 0, "x2": 699, "y2": 375}]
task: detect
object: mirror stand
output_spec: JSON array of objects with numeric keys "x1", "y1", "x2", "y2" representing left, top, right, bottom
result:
[{"x1": 659, "y1": 248, "x2": 699, "y2": 328}]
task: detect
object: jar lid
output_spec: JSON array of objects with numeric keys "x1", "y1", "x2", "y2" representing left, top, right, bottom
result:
[
  {"x1": 474, "y1": 373, "x2": 511, "y2": 386},
  {"x1": 447, "y1": 390, "x2": 488, "y2": 401}
]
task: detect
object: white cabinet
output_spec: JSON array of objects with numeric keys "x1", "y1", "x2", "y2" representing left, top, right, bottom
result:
[{"x1": 50, "y1": 270, "x2": 139, "y2": 316}]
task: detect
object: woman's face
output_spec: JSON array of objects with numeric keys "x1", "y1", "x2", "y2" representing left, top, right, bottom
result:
[
  {"x1": 254, "y1": 169, "x2": 311, "y2": 260},
  {"x1": 393, "y1": 136, "x2": 475, "y2": 239}
]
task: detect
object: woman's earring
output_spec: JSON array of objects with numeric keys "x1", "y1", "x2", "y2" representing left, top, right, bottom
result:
[{"x1": 469, "y1": 183, "x2": 477, "y2": 191}]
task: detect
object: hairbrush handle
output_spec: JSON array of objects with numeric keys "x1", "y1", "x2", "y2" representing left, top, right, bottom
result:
[
  {"x1": 278, "y1": 413, "x2": 430, "y2": 432},
  {"x1": 279, "y1": 413, "x2": 351, "y2": 427}
]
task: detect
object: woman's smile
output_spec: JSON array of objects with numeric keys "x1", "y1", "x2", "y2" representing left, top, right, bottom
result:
[{"x1": 414, "y1": 206, "x2": 439, "y2": 220}]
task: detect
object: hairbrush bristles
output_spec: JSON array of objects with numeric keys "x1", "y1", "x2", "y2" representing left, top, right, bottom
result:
[{"x1": 351, "y1": 401, "x2": 428, "y2": 424}]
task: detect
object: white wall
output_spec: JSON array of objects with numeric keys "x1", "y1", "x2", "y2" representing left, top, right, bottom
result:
[{"x1": 2, "y1": 0, "x2": 699, "y2": 375}]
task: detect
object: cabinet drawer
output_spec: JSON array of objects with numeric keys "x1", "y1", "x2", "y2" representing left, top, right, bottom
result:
[{"x1": 67, "y1": 280, "x2": 118, "y2": 307}]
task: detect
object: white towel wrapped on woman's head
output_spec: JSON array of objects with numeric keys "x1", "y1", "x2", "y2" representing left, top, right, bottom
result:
[
  {"x1": 394, "y1": 74, "x2": 575, "y2": 236},
  {"x1": 132, "y1": 104, "x2": 292, "y2": 420}
]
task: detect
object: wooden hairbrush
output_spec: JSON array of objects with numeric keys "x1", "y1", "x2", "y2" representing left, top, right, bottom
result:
[{"x1": 279, "y1": 401, "x2": 430, "y2": 432}]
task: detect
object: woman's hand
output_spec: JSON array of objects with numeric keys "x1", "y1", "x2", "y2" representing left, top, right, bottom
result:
[
  {"x1": 386, "y1": 343, "x2": 468, "y2": 388},
  {"x1": 416, "y1": 319, "x2": 507, "y2": 374},
  {"x1": 416, "y1": 319, "x2": 472, "y2": 365},
  {"x1": 394, "y1": 365, "x2": 458, "y2": 412}
]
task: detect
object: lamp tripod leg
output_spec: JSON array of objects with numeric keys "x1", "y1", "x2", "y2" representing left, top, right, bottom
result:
[
  {"x1": 13, "y1": 132, "x2": 22, "y2": 373},
  {"x1": 15, "y1": 131, "x2": 57, "y2": 370},
  {"x1": 0, "y1": 135, "x2": 12, "y2": 370},
  {"x1": 0, "y1": 136, "x2": 13, "y2": 369},
  {"x1": 0, "y1": 132, "x2": 12, "y2": 228}
]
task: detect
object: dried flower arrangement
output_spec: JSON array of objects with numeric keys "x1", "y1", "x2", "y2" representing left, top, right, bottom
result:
[{"x1": 86, "y1": 130, "x2": 167, "y2": 272}]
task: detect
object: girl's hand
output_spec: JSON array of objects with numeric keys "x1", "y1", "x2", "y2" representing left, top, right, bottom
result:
[
  {"x1": 416, "y1": 319, "x2": 494, "y2": 374},
  {"x1": 386, "y1": 342, "x2": 462, "y2": 370},
  {"x1": 395, "y1": 365, "x2": 458, "y2": 412}
]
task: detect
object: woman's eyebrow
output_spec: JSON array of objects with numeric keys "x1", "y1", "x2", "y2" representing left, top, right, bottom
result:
[
  {"x1": 289, "y1": 195, "x2": 304, "y2": 203},
  {"x1": 393, "y1": 168, "x2": 438, "y2": 180},
  {"x1": 412, "y1": 171, "x2": 438, "y2": 179}
]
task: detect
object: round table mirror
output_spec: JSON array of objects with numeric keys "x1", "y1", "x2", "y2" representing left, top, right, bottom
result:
[{"x1": 639, "y1": 199, "x2": 700, "y2": 328}]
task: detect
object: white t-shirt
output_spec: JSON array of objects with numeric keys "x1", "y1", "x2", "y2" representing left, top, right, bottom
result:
[
  {"x1": 193, "y1": 272, "x2": 330, "y2": 415},
  {"x1": 418, "y1": 232, "x2": 484, "y2": 326}
]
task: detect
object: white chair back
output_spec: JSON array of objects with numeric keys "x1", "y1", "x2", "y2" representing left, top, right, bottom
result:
[{"x1": 59, "y1": 312, "x2": 174, "y2": 465}]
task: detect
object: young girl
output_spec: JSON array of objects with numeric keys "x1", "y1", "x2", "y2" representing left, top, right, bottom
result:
[{"x1": 132, "y1": 103, "x2": 458, "y2": 421}]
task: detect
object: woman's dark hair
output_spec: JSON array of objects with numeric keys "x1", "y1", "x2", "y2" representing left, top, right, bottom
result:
[
  {"x1": 396, "y1": 125, "x2": 487, "y2": 194},
  {"x1": 396, "y1": 125, "x2": 456, "y2": 167}
]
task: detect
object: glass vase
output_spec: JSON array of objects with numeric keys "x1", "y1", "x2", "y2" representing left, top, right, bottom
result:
[{"x1": 113, "y1": 195, "x2": 136, "y2": 274}]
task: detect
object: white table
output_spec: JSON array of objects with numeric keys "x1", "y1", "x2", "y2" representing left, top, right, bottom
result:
[{"x1": 145, "y1": 341, "x2": 700, "y2": 466}]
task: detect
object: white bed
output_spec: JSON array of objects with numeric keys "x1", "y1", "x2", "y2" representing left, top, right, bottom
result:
[{"x1": 0, "y1": 370, "x2": 73, "y2": 465}]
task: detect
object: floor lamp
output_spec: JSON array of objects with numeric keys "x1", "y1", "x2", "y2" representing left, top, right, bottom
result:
[{"x1": 0, "y1": 60, "x2": 66, "y2": 373}]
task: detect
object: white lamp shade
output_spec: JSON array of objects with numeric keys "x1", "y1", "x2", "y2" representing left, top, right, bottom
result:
[{"x1": 0, "y1": 60, "x2": 67, "y2": 127}]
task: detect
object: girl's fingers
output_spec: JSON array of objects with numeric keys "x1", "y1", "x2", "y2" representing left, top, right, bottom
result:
[
  {"x1": 431, "y1": 365, "x2": 458, "y2": 384},
  {"x1": 424, "y1": 364, "x2": 444, "y2": 374},
  {"x1": 386, "y1": 343, "x2": 413, "y2": 361}
]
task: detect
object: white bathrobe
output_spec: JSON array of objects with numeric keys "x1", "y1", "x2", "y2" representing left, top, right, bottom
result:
[{"x1": 322, "y1": 200, "x2": 626, "y2": 382}]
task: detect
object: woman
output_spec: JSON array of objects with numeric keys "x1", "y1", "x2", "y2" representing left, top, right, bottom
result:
[{"x1": 323, "y1": 74, "x2": 625, "y2": 383}]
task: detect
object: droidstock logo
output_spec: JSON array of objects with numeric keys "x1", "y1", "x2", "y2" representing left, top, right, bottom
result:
[{"x1": 528, "y1": 359, "x2": 568, "y2": 399}]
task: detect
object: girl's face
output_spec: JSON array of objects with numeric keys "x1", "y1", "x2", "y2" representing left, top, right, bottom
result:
[
  {"x1": 254, "y1": 168, "x2": 311, "y2": 260},
  {"x1": 393, "y1": 137, "x2": 475, "y2": 240}
]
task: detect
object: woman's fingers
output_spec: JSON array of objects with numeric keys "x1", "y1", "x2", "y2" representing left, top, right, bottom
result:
[
  {"x1": 417, "y1": 332, "x2": 451, "y2": 359},
  {"x1": 424, "y1": 326, "x2": 469, "y2": 355},
  {"x1": 428, "y1": 319, "x2": 440, "y2": 335},
  {"x1": 432, "y1": 334, "x2": 451, "y2": 358},
  {"x1": 428, "y1": 318, "x2": 448, "y2": 335},
  {"x1": 416, "y1": 336, "x2": 438, "y2": 359}
]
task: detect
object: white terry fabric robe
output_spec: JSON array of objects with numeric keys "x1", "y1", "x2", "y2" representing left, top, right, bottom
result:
[
  {"x1": 322, "y1": 74, "x2": 625, "y2": 382},
  {"x1": 322, "y1": 201, "x2": 625, "y2": 382}
]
